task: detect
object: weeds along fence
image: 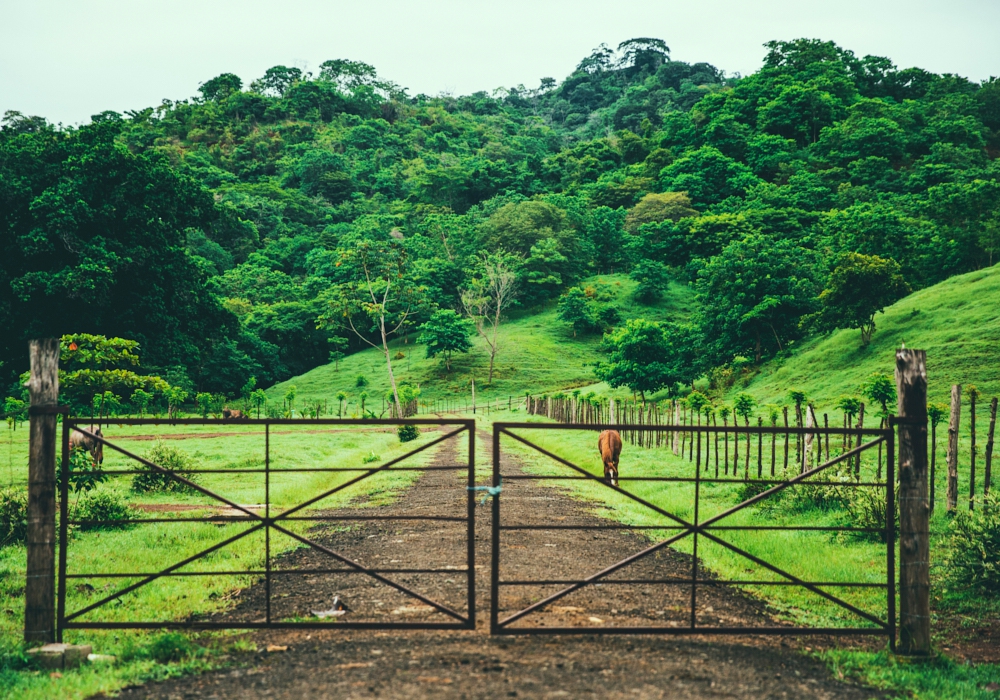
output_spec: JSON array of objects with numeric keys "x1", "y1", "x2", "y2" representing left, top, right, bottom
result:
[
  {"x1": 422, "y1": 396, "x2": 525, "y2": 416},
  {"x1": 526, "y1": 391, "x2": 997, "y2": 510}
]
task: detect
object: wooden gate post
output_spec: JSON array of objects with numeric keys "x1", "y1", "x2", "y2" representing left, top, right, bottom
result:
[
  {"x1": 895, "y1": 348, "x2": 930, "y2": 656},
  {"x1": 25, "y1": 338, "x2": 60, "y2": 644}
]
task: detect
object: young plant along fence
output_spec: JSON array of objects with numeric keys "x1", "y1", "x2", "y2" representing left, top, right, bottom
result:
[{"x1": 527, "y1": 389, "x2": 996, "y2": 510}]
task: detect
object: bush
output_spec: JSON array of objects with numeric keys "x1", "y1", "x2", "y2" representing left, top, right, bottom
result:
[
  {"x1": 131, "y1": 441, "x2": 199, "y2": 493},
  {"x1": 362, "y1": 451, "x2": 380, "y2": 464},
  {"x1": 76, "y1": 489, "x2": 137, "y2": 531},
  {"x1": 397, "y1": 424, "x2": 420, "y2": 443},
  {"x1": 146, "y1": 632, "x2": 201, "y2": 663},
  {"x1": 0, "y1": 488, "x2": 27, "y2": 547},
  {"x1": 943, "y1": 495, "x2": 1000, "y2": 595},
  {"x1": 844, "y1": 485, "x2": 899, "y2": 543}
]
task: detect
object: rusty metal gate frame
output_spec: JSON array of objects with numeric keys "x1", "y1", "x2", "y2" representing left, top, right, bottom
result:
[
  {"x1": 490, "y1": 421, "x2": 897, "y2": 646},
  {"x1": 57, "y1": 417, "x2": 476, "y2": 637}
]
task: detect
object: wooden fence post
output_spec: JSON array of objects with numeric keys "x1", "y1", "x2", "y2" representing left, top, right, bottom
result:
[
  {"x1": 985, "y1": 397, "x2": 997, "y2": 500},
  {"x1": 946, "y1": 385, "x2": 961, "y2": 513},
  {"x1": 25, "y1": 338, "x2": 60, "y2": 644},
  {"x1": 895, "y1": 347, "x2": 930, "y2": 656}
]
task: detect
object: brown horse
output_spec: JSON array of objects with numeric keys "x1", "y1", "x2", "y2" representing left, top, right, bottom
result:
[
  {"x1": 223, "y1": 408, "x2": 249, "y2": 421},
  {"x1": 69, "y1": 425, "x2": 104, "y2": 465},
  {"x1": 597, "y1": 429, "x2": 622, "y2": 486}
]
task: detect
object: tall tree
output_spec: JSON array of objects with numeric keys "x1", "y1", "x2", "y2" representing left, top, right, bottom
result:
[{"x1": 812, "y1": 252, "x2": 910, "y2": 346}]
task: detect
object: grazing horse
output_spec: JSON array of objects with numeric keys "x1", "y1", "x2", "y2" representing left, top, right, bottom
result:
[
  {"x1": 223, "y1": 408, "x2": 249, "y2": 421},
  {"x1": 69, "y1": 425, "x2": 104, "y2": 465},
  {"x1": 598, "y1": 429, "x2": 622, "y2": 487}
]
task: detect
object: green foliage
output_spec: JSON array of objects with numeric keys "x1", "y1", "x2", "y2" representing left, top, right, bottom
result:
[
  {"x1": 131, "y1": 442, "x2": 199, "y2": 493},
  {"x1": 0, "y1": 488, "x2": 27, "y2": 547},
  {"x1": 812, "y1": 253, "x2": 910, "y2": 346},
  {"x1": 928, "y1": 402, "x2": 947, "y2": 427},
  {"x1": 397, "y1": 424, "x2": 420, "y2": 443},
  {"x1": 697, "y1": 234, "x2": 820, "y2": 365},
  {"x1": 418, "y1": 310, "x2": 473, "y2": 370},
  {"x1": 861, "y1": 372, "x2": 896, "y2": 416},
  {"x1": 629, "y1": 260, "x2": 670, "y2": 303},
  {"x1": 836, "y1": 396, "x2": 861, "y2": 417},
  {"x1": 594, "y1": 319, "x2": 696, "y2": 399},
  {"x1": 75, "y1": 488, "x2": 138, "y2": 531},
  {"x1": 623, "y1": 192, "x2": 699, "y2": 233},
  {"x1": 145, "y1": 632, "x2": 202, "y2": 663},
  {"x1": 733, "y1": 393, "x2": 757, "y2": 423},
  {"x1": 69, "y1": 446, "x2": 107, "y2": 494},
  {"x1": 355, "y1": 374, "x2": 368, "y2": 388},
  {"x1": 844, "y1": 485, "x2": 899, "y2": 543},
  {"x1": 942, "y1": 495, "x2": 1000, "y2": 595}
]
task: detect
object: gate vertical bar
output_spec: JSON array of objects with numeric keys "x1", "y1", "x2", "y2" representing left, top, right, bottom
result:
[
  {"x1": 56, "y1": 419, "x2": 69, "y2": 642},
  {"x1": 690, "y1": 438, "x2": 701, "y2": 629},
  {"x1": 895, "y1": 348, "x2": 929, "y2": 655},
  {"x1": 467, "y1": 422, "x2": 476, "y2": 628},
  {"x1": 265, "y1": 421, "x2": 271, "y2": 625},
  {"x1": 491, "y1": 423, "x2": 501, "y2": 634},
  {"x1": 887, "y1": 424, "x2": 896, "y2": 652}
]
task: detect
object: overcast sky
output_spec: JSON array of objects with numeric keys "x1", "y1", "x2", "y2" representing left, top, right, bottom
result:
[{"x1": 3, "y1": 0, "x2": 999, "y2": 126}]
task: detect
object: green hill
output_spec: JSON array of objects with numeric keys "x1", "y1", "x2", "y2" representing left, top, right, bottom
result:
[
  {"x1": 731, "y1": 263, "x2": 1000, "y2": 410},
  {"x1": 267, "y1": 274, "x2": 697, "y2": 413}
]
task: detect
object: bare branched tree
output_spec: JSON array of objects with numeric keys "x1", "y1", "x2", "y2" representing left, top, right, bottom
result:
[
  {"x1": 320, "y1": 240, "x2": 425, "y2": 416},
  {"x1": 461, "y1": 251, "x2": 519, "y2": 385}
]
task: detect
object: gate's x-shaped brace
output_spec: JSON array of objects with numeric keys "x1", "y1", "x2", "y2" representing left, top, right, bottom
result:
[
  {"x1": 493, "y1": 425, "x2": 892, "y2": 633},
  {"x1": 60, "y1": 423, "x2": 473, "y2": 630}
]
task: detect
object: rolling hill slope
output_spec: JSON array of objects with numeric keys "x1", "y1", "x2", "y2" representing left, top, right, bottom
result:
[
  {"x1": 732, "y1": 263, "x2": 1000, "y2": 410},
  {"x1": 266, "y1": 275, "x2": 697, "y2": 413}
]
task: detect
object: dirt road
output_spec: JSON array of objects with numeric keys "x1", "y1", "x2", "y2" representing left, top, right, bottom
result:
[{"x1": 112, "y1": 429, "x2": 882, "y2": 699}]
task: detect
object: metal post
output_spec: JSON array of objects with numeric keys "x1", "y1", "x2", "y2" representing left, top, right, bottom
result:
[
  {"x1": 466, "y1": 422, "x2": 476, "y2": 628},
  {"x1": 265, "y1": 421, "x2": 271, "y2": 625},
  {"x1": 490, "y1": 423, "x2": 501, "y2": 634},
  {"x1": 895, "y1": 348, "x2": 929, "y2": 655},
  {"x1": 25, "y1": 338, "x2": 60, "y2": 644}
]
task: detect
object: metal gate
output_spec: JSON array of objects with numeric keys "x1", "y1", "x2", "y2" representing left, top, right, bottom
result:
[
  {"x1": 57, "y1": 417, "x2": 476, "y2": 637},
  {"x1": 489, "y1": 420, "x2": 897, "y2": 644}
]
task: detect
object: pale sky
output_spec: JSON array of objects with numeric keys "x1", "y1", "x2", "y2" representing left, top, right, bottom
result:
[{"x1": 3, "y1": 0, "x2": 999, "y2": 126}]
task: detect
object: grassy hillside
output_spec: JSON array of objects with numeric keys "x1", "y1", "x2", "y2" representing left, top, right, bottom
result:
[
  {"x1": 732, "y1": 263, "x2": 1000, "y2": 410},
  {"x1": 267, "y1": 275, "x2": 697, "y2": 412}
]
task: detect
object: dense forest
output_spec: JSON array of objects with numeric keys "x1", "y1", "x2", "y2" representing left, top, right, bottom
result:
[{"x1": 2, "y1": 37, "x2": 999, "y2": 402}]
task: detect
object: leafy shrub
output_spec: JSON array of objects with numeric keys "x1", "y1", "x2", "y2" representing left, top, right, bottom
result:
[
  {"x1": 397, "y1": 424, "x2": 420, "y2": 443},
  {"x1": 76, "y1": 489, "x2": 137, "y2": 531},
  {"x1": 844, "y1": 485, "x2": 899, "y2": 543},
  {"x1": 735, "y1": 479, "x2": 775, "y2": 503},
  {"x1": 942, "y1": 496, "x2": 1000, "y2": 595},
  {"x1": 0, "y1": 488, "x2": 27, "y2": 547},
  {"x1": 131, "y1": 441, "x2": 198, "y2": 493},
  {"x1": 146, "y1": 632, "x2": 200, "y2": 663},
  {"x1": 68, "y1": 447, "x2": 106, "y2": 494},
  {"x1": 362, "y1": 451, "x2": 380, "y2": 464}
]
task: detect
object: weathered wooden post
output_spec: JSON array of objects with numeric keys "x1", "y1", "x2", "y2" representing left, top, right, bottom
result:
[
  {"x1": 895, "y1": 347, "x2": 930, "y2": 656},
  {"x1": 968, "y1": 388, "x2": 978, "y2": 510},
  {"x1": 985, "y1": 397, "x2": 997, "y2": 500},
  {"x1": 25, "y1": 338, "x2": 60, "y2": 644},
  {"x1": 946, "y1": 384, "x2": 961, "y2": 513}
]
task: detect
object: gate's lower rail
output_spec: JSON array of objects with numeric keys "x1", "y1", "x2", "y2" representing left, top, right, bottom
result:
[
  {"x1": 57, "y1": 418, "x2": 476, "y2": 637},
  {"x1": 490, "y1": 421, "x2": 896, "y2": 646}
]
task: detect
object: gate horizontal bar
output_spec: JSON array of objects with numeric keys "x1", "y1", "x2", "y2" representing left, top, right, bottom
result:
[
  {"x1": 498, "y1": 579, "x2": 887, "y2": 587},
  {"x1": 502, "y1": 475, "x2": 888, "y2": 486},
  {"x1": 494, "y1": 421, "x2": 892, "y2": 436},
  {"x1": 68, "y1": 418, "x2": 472, "y2": 426},
  {"x1": 68, "y1": 515, "x2": 468, "y2": 525},
  {"x1": 72, "y1": 465, "x2": 467, "y2": 475},
  {"x1": 498, "y1": 524, "x2": 885, "y2": 533},
  {"x1": 67, "y1": 567, "x2": 468, "y2": 578},
  {"x1": 492, "y1": 626, "x2": 888, "y2": 636},
  {"x1": 62, "y1": 621, "x2": 472, "y2": 630}
]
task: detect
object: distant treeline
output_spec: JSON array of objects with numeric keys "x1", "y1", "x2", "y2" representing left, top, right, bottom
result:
[{"x1": 2, "y1": 38, "x2": 999, "y2": 395}]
